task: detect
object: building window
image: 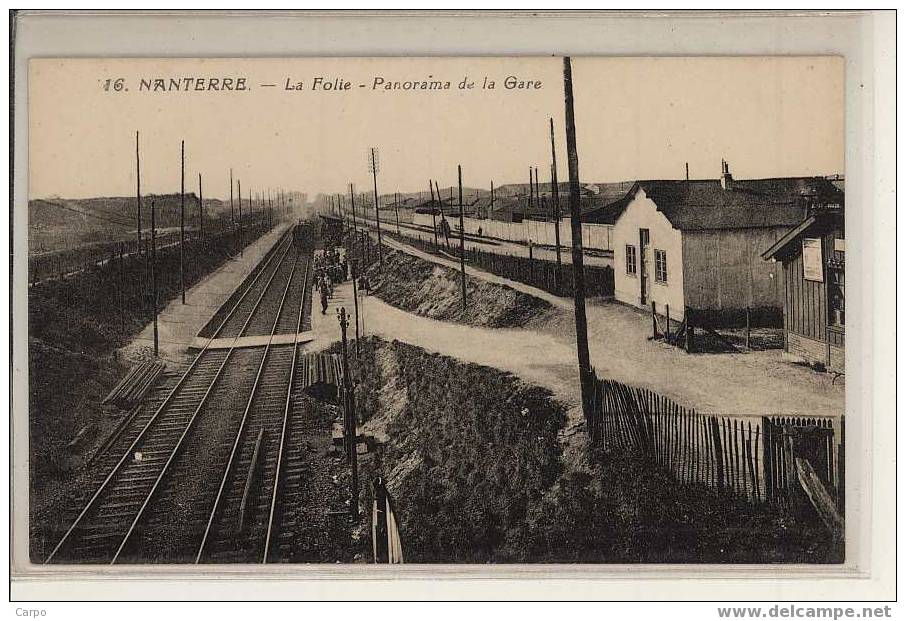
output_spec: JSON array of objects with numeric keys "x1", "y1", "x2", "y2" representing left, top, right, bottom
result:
[
  {"x1": 654, "y1": 249, "x2": 668, "y2": 283},
  {"x1": 828, "y1": 266, "x2": 845, "y2": 327},
  {"x1": 625, "y1": 244, "x2": 637, "y2": 275}
]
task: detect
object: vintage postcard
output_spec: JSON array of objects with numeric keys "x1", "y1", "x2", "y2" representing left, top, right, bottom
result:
[{"x1": 22, "y1": 54, "x2": 847, "y2": 569}]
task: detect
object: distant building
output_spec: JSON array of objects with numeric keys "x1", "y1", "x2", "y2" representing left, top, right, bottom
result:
[
  {"x1": 761, "y1": 201, "x2": 845, "y2": 372},
  {"x1": 611, "y1": 161, "x2": 843, "y2": 325}
]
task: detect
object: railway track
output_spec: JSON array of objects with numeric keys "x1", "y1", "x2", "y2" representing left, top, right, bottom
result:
[
  {"x1": 194, "y1": 253, "x2": 311, "y2": 563},
  {"x1": 45, "y1": 228, "x2": 313, "y2": 564}
]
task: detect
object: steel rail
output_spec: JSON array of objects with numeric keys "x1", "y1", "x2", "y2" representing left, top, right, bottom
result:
[
  {"x1": 262, "y1": 258, "x2": 311, "y2": 562},
  {"x1": 110, "y1": 235, "x2": 297, "y2": 563},
  {"x1": 43, "y1": 229, "x2": 293, "y2": 564},
  {"x1": 193, "y1": 246, "x2": 301, "y2": 562}
]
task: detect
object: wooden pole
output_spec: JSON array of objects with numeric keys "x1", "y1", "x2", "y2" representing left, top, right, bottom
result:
[
  {"x1": 150, "y1": 200, "x2": 159, "y2": 357},
  {"x1": 352, "y1": 263, "x2": 361, "y2": 358},
  {"x1": 198, "y1": 173, "x2": 204, "y2": 237},
  {"x1": 563, "y1": 56, "x2": 593, "y2": 422},
  {"x1": 238, "y1": 179, "x2": 243, "y2": 256},
  {"x1": 395, "y1": 191, "x2": 401, "y2": 235},
  {"x1": 529, "y1": 167, "x2": 534, "y2": 211},
  {"x1": 338, "y1": 307, "x2": 359, "y2": 519},
  {"x1": 135, "y1": 131, "x2": 142, "y2": 255},
  {"x1": 490, "y1": 180, "x2": 495, "y2": 220},
  {"x1": 685, "y1": 307, "x2": 694, "y2": 353},
  {"x1": 370, "y1": 148, "x2": 383, "y2": 267},
  {"x1": 119, "y1": 242, "x2": 125, "y2": 333},
  {"x1": 458, "y1": 165, "x2": 467, "y2": 311},
  {"x1": 429, "y1": 180, "x2": 438, "y2": 248},
  {"x1": 535, "y1": 166, "x2": 541, "y2": 208},
  {"x1": 349, "y1": 183, "x2": 358, "y2": 241},
  {"x1": 651, "y1": 301, "x2": 658, "y2": 339},
  {"x1": 180, "y1": 140, "x2": 186, "y2": 304},
  {"x1": 666, "y1": 304, "x2": 671, "y2": 342},
  {"x1": 745, "y1": 306, "x2": 751, "y2": 349},
  {"x1": 229, "y1": 168, "x2": 234, "y2": 225},
  {"x1": 550, "y1": 118, "x2": 563, "y2": 292}
]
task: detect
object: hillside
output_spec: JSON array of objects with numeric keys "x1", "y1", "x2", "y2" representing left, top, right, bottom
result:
[{"x1": 29, "y1": 194, "x2": 232, "y2": 254}]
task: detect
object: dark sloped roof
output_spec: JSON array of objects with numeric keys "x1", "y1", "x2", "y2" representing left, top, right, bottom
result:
[{"x1": 631, "y1": 177, "x2": 842, "y2": 231}]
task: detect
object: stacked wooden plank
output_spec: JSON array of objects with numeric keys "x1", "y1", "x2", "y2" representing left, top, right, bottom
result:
[
  {"x1": 102, "y1": 361, "x2": 166, "y2": 409},
  {"x1": 297, "y1": 352, "x2": 344, "y2": 390}
]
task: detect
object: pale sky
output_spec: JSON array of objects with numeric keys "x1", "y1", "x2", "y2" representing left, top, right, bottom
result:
[{"x1": 29, "y1": 56, "x2": 843, "y2": 200}]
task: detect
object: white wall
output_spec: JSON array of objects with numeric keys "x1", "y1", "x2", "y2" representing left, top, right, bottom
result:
[
  {"x1": 411, "y1": 212, "x2": 613, "y2": 251},
  {"x1": 612, "y1": 189, "x2": 685, "y2": 320}
]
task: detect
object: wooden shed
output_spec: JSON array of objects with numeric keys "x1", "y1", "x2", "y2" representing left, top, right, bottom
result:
[{"x1": 761, "y1": 205, "x2": 845, "y2": 372}]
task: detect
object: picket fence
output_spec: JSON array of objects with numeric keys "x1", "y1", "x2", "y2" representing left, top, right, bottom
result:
[{"x1": 588, "y1": 375, "x2": 844, "y2": 509}]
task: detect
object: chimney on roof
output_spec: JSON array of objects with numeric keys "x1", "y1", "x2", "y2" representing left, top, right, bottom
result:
[{"x1": 720, "y1": 159, "x2": 733, "y2": 190}]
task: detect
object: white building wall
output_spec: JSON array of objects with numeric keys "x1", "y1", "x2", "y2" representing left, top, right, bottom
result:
[
  {"x1": 413, "y1": 213, "x2": 613, "y2": 251},
  {"x1": 612, "y1": 189, "x2": 685, "y2": 320}
]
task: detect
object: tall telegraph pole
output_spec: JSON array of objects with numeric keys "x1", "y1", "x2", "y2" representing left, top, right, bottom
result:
[
  {"x1": 369, "y1": 148, "x2": 384, "y2": 266},
  {"x1": 550, "y1": 117, "x2": 562, "y2": 291},
  {"x1": 563, "y1": 56, "x2": 593, "y2": 421},
  {"x1": 458, "y1": 165, "x2": 467, "y2": 311},
  {"x1": 150, "y1": 200, "x2": 159, "y2": 357},
  {"x1": 135, "y1": 131, "x2": 142, "y2": 255},
  {"x1": 198, "y1": 173, "x2": 204, "y2": 237},
  {"x1": 180, "y1": 140, "x2": 186, "y2": 304}
]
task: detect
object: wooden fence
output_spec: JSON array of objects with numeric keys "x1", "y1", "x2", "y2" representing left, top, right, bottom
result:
[
  {"x1": 381, "y1": 230, "x2": 614, "y2": 299},
  {"x1": 588, "y1": 374, "x2": 844, "y2": 509}
]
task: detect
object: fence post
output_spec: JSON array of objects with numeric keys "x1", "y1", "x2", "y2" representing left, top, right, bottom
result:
[
  {"x1": 745, "y1": 306, "x2": 751, "y2": 349},
  {"x1": 651, "y1": 301, "x2": 658, "y2": 339},
  {"x1": 711, "y1": 417, "x2": 724, "y2": 490},
  {"x1": 665, "y1": 304, "x2": 671, "y2": 342},
  {"x1": 685, "y1": 307, "x2": 695, "y2": 353}
]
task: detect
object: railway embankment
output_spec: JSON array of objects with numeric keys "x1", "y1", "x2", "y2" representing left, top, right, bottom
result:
[
  {"x1": 362, "y1": 248, "x2": 552, "y2": 328},
  {"x1": 336, "y1": 336, "x2": 839, "y2": 563},
  {"x1": 28, "y1": 221, "x2": 282, "y2": 561}
]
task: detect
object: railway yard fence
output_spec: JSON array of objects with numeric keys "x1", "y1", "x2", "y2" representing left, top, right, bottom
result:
[{"x1": 586, "y1": 372, "x2": 844, "y2": 512}]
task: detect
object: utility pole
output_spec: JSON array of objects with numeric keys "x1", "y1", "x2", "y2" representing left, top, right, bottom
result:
[
  {"x1": 429, "y1": 180, "x2": 438, "y2": 247},
  {"x1": 198, "y1": 173, "x2": 204, "y2": 237},
  {"x1": 180, "y1": 140, "x2": 186, "y2": 304},
  {"x1": 135, "y1": 131, "x2": 142, "y2": 255},
  {"x1": 351, "y1": 258, "x2": 361, "y2": 358},
  {"x1": 349, "y1": 183, "x2": 358, "y2": 239},
  {"x1": 150, "y1": 200, "x2": 159, "y2": 357},
  {"x1": 563, "y1": 56, "x2": 593, "y2": 423},
  {"x1": 458, "y1": 165, "x2": 467, "y2": 311},
  {"x1": 337, "y1": 307, "x2": 359, "y2": 519},
  {"x1": 535, "y1": 166, "x2": 541, "y2": 210},
  {"x1": 395, "y1": 191, "x2": 401, "y2": 235},
  {"x1": 529, "y1": 167, "x2": 534, "y2": 211},
  {"x1": 490, "y1": 180, "x2": 495, "y2": 220},
  {"x1": 369, "y1": 147, "x2": 384, "y2": 266},
  {"x1": 550, "y1": 118, "x2": 563, "y2": 292},
  {"x1": 238, "y1": 179, "x2": 243, "y2": 256},
  {"x1": 229, "y1": 168, "x2": 234, "y2": 225}
]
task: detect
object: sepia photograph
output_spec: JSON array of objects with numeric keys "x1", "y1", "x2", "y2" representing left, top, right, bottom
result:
[{"x1": 20, "y1": 53, "x2": 852, "y2": 568}]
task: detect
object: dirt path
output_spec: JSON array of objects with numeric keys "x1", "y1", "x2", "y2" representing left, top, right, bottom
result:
[{"x1": 332, "y1": 236, "x2": 844, "y2": 421}]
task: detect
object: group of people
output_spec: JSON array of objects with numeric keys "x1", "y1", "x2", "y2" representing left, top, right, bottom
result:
[{"x1": 314, "y1": 247, "x2": 348, "y2": 315}]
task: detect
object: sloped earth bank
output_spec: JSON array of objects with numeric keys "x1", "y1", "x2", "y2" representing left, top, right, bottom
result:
[
  {"x1": 332, "y1": 337, "x2": 840, "y2": 564},
  {"x1": 364, "y1": 249, "x2": 551, "y2": 328}
]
